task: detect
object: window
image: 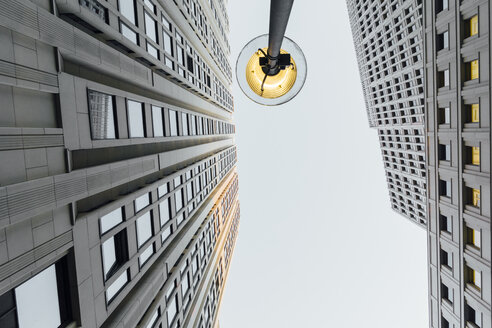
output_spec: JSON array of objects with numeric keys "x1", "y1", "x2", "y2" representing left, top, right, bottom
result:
[
  {"x1": 88, "y1": 90, "x2": 116, "y2": 140},
  {"x1": 163, "y1": 31, "x2": 173, "y2": 55},
  {"x1": 466, "y1": 265, "x2": 481, "y2": 290},
  {"x1": 181, "y1": 272, "x2": 189, "y2": 296},
  {"x1": 466, "y1": 60, "x2": 479, "y2": 81},
  {"x1": 465, "y1": 15, "x2": 479, "y2": 38},
  {"x1": 472, "y1": 188, "x2": 480, "y2": 207},
  {"x1": 139, "y1": 243, "x2": 154, "y2": 268},
  {"x1": 136, "y1": 212, "x2": 153, "y2": 248},
  {"x1": 441, "y1": 282, "x2": 453, "y2": 304},
  {"x1": 166, "y1": 294, "x2": 178, "y2": 326},
  {"x1": 469, "y1": 103, "x2": 480, "y2": 123},
  {"x1": 145, "y1": 308, "x2": 159, "y2": 328},
  {"x1": 175, "y1": 189, "x2": 184, "y2": 211},
  {"x1": 102, "y1": 229, "x2": 128, "y2": 280},
  {"x1": 144, "y1": 12, "x2": 157, "y2": 42},
  {"x1": 439, "y1": 214, "x2": 451, "y2": 233},
  {"x1": 439, "y1": 144, "x2": 451, "y2": 161},
  {"x1": 135, "y1": 193, "x2": 150, "y2": 212},
  {"x1": 159, "y1": 198, "x2": 170, "y2": 226},
  {"x1": 119, "y1": 0, "x2": 136, "y2": 24},
  {"x1": 161, "y1": 226, "x2": 172, "y2": 243},
  {"x1": 436, "y1": 0, "x2": 448, "y2": 13},
  {"x1": 158, "y1": 183, "x2": 169, "y2": 198},
  {"x1": 438, "y1": 107, "x2": 450, "y2": 124},
  {"x1": 467, "y1": 227, "x2": 481, "y2": 249},
  {"x1": 152, "y1": 106, "x2": 164, "y2": 137},
  {"x1": 441, "y1": 317, "x2": 449, "y2": 328},
  {"x1": 147, "y1": 42, "x2": 158, "y2": 59},
  {"x1": 186, "y1": 183, "x2": 193, "y2": 202},
  {"x1": 439, "y1": 179, "x2": 451, "y2": 198},
  {"x1": 106, "y1": 270, "x2": 129, "y2": 303},
  {"x1": 466, "y1": 304, "x2": 481, "y2": 327},
  {"x1": 169, "y1": 110, "x2": 178, "y2": 136},
  {"x1": 438, "y1": 69, "x2": 449, "y2": 87},
  {"x1": 174, "y1": 175, "x2": 182, "y2": 188},
  {"x1": 121, "y1": 22, "x2": 138, "y2": 44},
  {"x1": 437, "y1": 31, "x2": 448, "y2": 51},
  {"x1": 440, "y1": 249, "x2": 452, "y2": 268},
  {"x1": 143, "y1": 0, "x2": 155, "y2": 13},
  {"x1": 100, "y1": 207, "x2": 124, "y2": 235},
  {"x1": 127, "y1": 100, "x2": 145, "y2": 137},
  {"x1": 182, "y1": 113, "x2": 189, "y2": 135},
  {"x1": 471, "y1": 146, "x2": 480, "y2": 165},
  {"x1": 13, "y1": 262, "x2": 73, "y2": 328},
  {"x1": 161, "y1": 15, "x2": 172, "y2": 31}
]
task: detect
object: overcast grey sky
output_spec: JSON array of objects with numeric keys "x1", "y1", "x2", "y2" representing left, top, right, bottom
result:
[{"x1": 219, "y1": 1, "x2": 429, "y2": 327}]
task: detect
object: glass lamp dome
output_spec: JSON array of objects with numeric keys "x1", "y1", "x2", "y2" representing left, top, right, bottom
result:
[{"x1": 236, "y1": 34, "x2": 307, "y2": 106}]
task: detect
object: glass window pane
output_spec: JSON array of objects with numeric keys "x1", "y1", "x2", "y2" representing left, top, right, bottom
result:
[
  {"x1": 15, "y1": 265, "x2": 61, "y2": 328},
  {"x1": 127, "y1": 100, "x2": 145, "y2": 137},
  {"x1": 163, "y1": 32, "x2": 173, "y2": 55},
  {"x1": 152, "y1": 106, "x2": 164, "y2": 137},
  {"x1": 166, "y1": 294, "x2": 178, "y2": 326},
  {"x1": 175, "y1": 190, "x2": 183, "y2": 211},
  {"x1": 159, "y1": 198, "x2": 170, "y2": 226},
  {"x1": 161, "y1": 15, "x2": 172, "y2": 31},
  {"x1": 136, "y1": 212, "x2": 153, "y2": 248},
  {"x1": 174, "y1": 176, "x2": 182, "y2": 187},
  {"x1": 144, "y1": 12, "x2": 157, "y2": 42},
  {"x1": 100, "y1": 207, "x2": 123, "y2": 234},
  {"x1": 102, "y1": 237, "x2": 116, "y2": 278},
  {"x1": 169, "y1": 110, "x2": 178, "y2": 136},
  {"x1": 161, "y1": 226, "x2": 172, "y2": 243},
  {"x1": 135, "y1": 193, "x2": 150, "y2": 212},
  {"x1": 88, "y1": 90, "x2": 116, "y2": 140},
  {"x1": 139, "y1": 243, "x2": 154, "y2": 267},
  {"x1": 119, "y1": 0, "x2": 135, "y2": 23},
  {"x1": 182, "y1": 113, "x2": 188, "y2": 135},
  {"x1": 106, "y1": 270, "x2": 128, "y2": 302},
  {"x1": 158, "y1": 183, "x2": 169, "y2": 198},
  {"x1": 147, "y1": 42, "x2": 158, "y2": 59},
  {"x1": 121, "y1": 23, "x2": 137, "y2": 44},
  {"x1": 145, "y1": 308, "x2": 159, "y2": 328}
]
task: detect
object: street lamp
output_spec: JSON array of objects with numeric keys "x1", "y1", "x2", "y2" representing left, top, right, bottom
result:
[{"x1": 236, "y1": 0, "x2": 307, "y2": 106}]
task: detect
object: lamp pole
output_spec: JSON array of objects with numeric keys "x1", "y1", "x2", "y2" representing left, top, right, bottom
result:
[{"x1": 266, "y1": 0, "x2": 294, "y2": 74}]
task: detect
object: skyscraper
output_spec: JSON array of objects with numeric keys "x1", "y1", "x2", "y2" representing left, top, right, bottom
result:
[
  {"x1": 0, "y1": 0, "x2": 239, "y2": 327},
  {"x1": 423, "y1": 0, "x2": 491, "y2": 327},
  {"x1": 347, "y1": 0, "x2": 427, "y2": 227}
]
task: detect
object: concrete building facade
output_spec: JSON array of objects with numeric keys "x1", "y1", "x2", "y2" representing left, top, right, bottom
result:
[
  {"x1": 423, "y1": 0, "x2": 491, "y2": 327},
  {"x1": 347, "y1": 0, "x2": 427, "y2": 227},
  {"x1": 0, "y1": 0, "x2": 239, "y2": 327}
]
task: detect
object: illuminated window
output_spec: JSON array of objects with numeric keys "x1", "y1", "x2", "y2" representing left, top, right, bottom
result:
[
  {"x1": 472, "y1": 147, "x2": 480, "y2": 165},
  {"x1": 466, "y1": 265, "x2": 481, "y2": 290},
  {"x1": 466, "y1": 60, "x2": 479, "y2": 81},
  {"x1": 466, "y1": 227, "x2": 481, "y2": 249},
  {"x1": 472, "y1": 188, "x2": 480, "y2": 207},
  {"x1": 466, "y1": 103, "x2": 480, "y2": 123},
  {"x1": 465, "y1": 15, "x2": 479, "y2": 38}
]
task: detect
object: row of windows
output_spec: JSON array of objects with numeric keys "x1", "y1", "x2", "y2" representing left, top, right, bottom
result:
[
  {"x1": 97, "y1": 147, "x2": 237, "y2": 306},
  {"x1": 138, "y1": 173, "x2": 239, "y2": 328},
  {"x1": 0, "y1": 257, "x2": 74, "y2": 328},
  {"x1": 79, "y1": 0, "x2": 233, "y2": 111},
  {"x1": 88, "y1": 89, "x2": 234, "y2": 140}
]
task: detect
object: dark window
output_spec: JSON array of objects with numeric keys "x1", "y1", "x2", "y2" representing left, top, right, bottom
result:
[{"x1": 102, "y1": 229, "x2": 129, "y2": 280}]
